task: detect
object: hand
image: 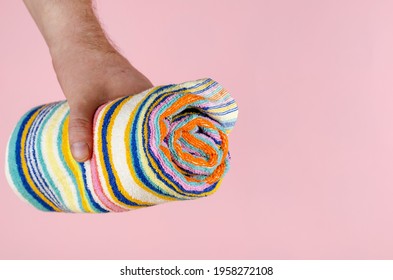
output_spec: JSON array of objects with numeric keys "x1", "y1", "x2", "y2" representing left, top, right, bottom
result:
[
  {"x1": 52, "y1": 45, "x2": 153, "y2": 162},
  {"x1": 23, "y1": 0, "x2": 153, "y2": 162}
]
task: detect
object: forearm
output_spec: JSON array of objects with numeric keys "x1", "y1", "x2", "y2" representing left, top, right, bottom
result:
[{"x1": 23, "y1": 0, "x2": 114, "y2": 59}]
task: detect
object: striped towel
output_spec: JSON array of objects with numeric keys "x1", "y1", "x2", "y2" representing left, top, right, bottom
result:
[{"x1": 5, "y1": 78, "x2": 238, "y2": 213}]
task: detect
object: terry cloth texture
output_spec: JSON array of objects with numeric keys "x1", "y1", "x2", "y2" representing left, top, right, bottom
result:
[{"x1": 5, "y1": 78, "x2": 238, "y2": 213}]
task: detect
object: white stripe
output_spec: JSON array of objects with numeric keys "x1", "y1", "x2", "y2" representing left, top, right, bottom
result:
[
  {"x1": 132, "y1": 91, "x2": 187, "y2": 199},
  {"x1": 5, "y1": 134, "x2": 33, "y2": 208},
  {"x1": 110, "y1": 93, "x2": 168, "y2": 204},
  {"x1": 25, "y1": 105, "x2": 62, "y2": 208},
  {"x1": 83, "y1": 160, "x2": 111, "y2": 212},
  {"x1": 93, "y1": 101, "x2": 128, "y2": 209},
  {"x1": 41, "y1": 103, "x2": 81, "y2": 212}
]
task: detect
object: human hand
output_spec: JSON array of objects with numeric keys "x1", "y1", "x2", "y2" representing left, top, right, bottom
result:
[
  {"x1": 23, "y1": 0, "x2": 153, "y2": 162},
  {"x1": 52, "y1": 45, "x2": 153, "y2": 162}
]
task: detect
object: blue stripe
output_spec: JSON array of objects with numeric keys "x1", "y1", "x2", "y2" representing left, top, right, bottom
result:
[
  {"x1": 79, "y1": 163, "x2": 109, "y2": 213},
  {"x1": 224, "y1": 121, "x2": 237, "y2": 128},
  {"x1": 138, "y1": 85, "x2": 220, "y2": 195},
  {"x1": 102, "y1": 98, "x2": 148, "y2": 206},
  {"x1": 131, "y1": 89, "x2": 181, "y2": 198},
  {"x1": 148, "y1": 94, "x2": 222, "y2": 194},
  {"x1": 15, "y1": 106, "x2": 55, "y2": 211},
  {"x1": 26, "y1": 104, "x2": 63, "y2": 208},
  {"x1": 208, "y1": 107, "x2": 238, "y2": 116},
  {"x1": 200, "y1": 99, "x2": 236, "y2": 110},
  {"x1": 36, "y1": 102, "x2": 68, "y2": 211}
]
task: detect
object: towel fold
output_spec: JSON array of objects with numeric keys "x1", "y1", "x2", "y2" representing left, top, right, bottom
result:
[{"x1": 5, "y1": 78, "x2": 238, "y2": 213}]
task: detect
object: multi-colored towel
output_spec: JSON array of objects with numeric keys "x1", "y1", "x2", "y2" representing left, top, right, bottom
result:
[{"x1": 5, "y1": 78, "x2": 238, "y2": 213}]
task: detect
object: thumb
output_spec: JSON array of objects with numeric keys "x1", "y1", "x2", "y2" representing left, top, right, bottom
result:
[{"x1": 68, "y1": 103, "x2": 96, "y2": 162}]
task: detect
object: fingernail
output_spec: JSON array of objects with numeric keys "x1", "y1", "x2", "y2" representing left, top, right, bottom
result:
[{"x1": 71, "y1": 142, "x2": 89, "y2": 162}]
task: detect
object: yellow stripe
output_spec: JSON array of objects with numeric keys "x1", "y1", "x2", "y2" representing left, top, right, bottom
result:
[
  {"x1": 208, "y1": 102, "x2": 238, "y2": 113},
  {"x1": 207, "y1": 177, "x2": 224, "y2": 196},
  {"x1": 96, "y1": 98, "x2": 143, "y2": 209},
  {"x1": 106, "y1": 97, "x2": 153, "y2": 206},
  {"x1": 145, "y1": 81, "x2": 221, "y2": 197},
  {"x1": 61, "y1": 118, "x2": 94, "y2": 213},
  {"x1": 142, "y1": 94, "x2": 191, "y2": 196},
  {"x1": 185, "y1": 79, "x2": 215, "y2": 94},
  {"x1": 20, "y1": 106, "x2": 61, "y2": 212},
  {"x1": 129, "y1": 81, "x2": 221, "y2": 198},
  {"x1": 125, "y1": 91, "x2": 177, "y2": 201},
  {"x1": 45, "y1": 104, "x2": 79, "y2": 211}
]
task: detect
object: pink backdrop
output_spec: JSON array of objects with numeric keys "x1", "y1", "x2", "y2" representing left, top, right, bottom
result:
[{"x1": 1, "y1": 0, "x2": 393, "y2": 259}]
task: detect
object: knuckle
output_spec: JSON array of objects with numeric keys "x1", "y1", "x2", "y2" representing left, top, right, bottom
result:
[{"x1": 68, "y1": 118, "x2": 91, "y2": 132}]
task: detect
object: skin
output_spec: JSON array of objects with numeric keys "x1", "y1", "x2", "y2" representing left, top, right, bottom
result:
[{"x1": 23, "y1": 0, "x2": 153, "y2": 162}]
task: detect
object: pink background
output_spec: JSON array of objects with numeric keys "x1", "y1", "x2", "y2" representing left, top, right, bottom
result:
[{"x1": 1, "y1": 0, "x2": 393, "y2": 259}]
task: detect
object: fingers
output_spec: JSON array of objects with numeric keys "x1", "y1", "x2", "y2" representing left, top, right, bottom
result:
[{"x1": 68, "y1": 104, "x2": 97, "y2": 162}]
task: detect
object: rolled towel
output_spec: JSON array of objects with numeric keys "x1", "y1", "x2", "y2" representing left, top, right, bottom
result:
[{"x1": 5, "y1": 78, "x2": 238, "y2": 213}]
